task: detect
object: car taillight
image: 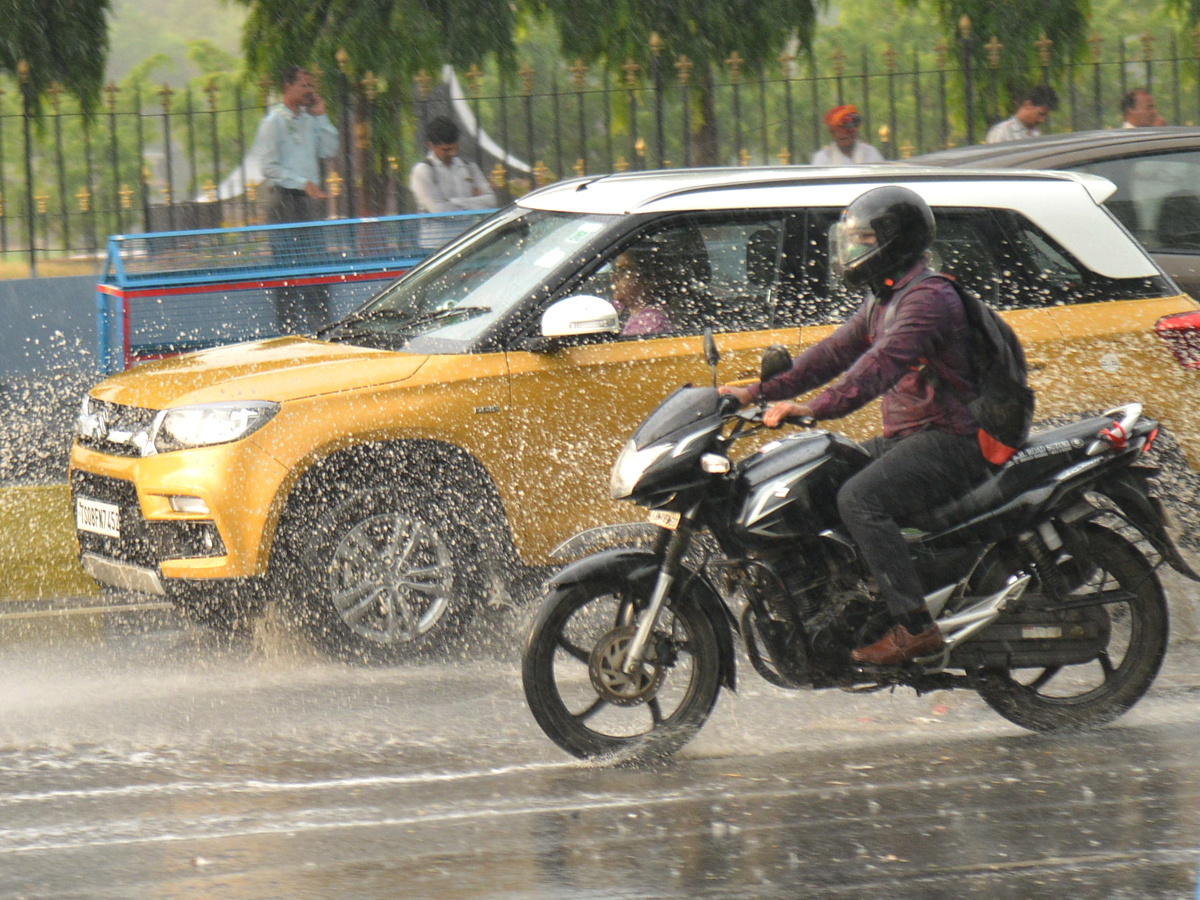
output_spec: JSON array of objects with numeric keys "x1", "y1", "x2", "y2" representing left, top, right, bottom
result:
[{"x1": 1155, "y1": 310, "x2": 1200, "y2": 369}]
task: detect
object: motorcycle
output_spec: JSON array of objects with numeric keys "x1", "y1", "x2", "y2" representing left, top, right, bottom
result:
[{"x1": 522, "y1": 331, "x2": 1199, "y2": 762}]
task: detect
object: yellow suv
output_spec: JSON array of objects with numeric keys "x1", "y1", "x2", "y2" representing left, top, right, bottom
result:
[{"x1": 70, "y1": 167, "x2": 1200, "y2": 661}]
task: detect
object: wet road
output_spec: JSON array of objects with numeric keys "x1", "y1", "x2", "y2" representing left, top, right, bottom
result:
[{"x1": 3, "y1": 603, "x2": 1200, "y2": 899}]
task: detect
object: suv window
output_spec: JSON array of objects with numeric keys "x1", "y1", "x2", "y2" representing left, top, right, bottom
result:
[
  {"x1": 800, "y1": 208, "x2": 1003, "y2": 323},
  {"x1": 571, "y1": 213, "x2": 790, "y2": 336},
  {"x1": 1071, "y1": 151, "x2": 1200, "y2": 253},
  {"x1": 996, "y1": 210, "x2": 1173, "y2": 306}
]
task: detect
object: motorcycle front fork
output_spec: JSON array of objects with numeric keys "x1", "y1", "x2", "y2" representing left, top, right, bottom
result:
[{"x1": 621, "y1": 508, "x2": 697, "y2": 675}]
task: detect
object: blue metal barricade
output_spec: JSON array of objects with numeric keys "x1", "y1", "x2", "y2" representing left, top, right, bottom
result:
[{"x1": 95, "y1": 209, "x2": 494, "y2": 373}]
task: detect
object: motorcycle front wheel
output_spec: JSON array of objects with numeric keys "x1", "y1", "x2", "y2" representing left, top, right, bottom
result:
[
  {"x1": 522, "y1": 573, "x2": 722, "y2": 762},
  {"x1": 974, "y1": 523, "x2": 1168, "y2": 732}
]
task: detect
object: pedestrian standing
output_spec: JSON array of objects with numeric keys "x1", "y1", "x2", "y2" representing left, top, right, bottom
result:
[{"x1": 252, "y1": 65, "x2": 340, "y2": 333}]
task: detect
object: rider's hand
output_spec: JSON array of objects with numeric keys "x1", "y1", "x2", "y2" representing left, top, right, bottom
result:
[
  {"x1": 718, "y1": 385, "x2": 754, "y2": 407},
  {"x1": 763, "y1": 401, "x2": 814, "y2": 428}
]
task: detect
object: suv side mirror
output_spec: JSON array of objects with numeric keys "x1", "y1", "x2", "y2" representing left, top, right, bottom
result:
[
  {"x1": 761, "y1": 344, "x2": 793, "y2": 382},
  {"x1": 540, "y1": 295, "x2": 621, "y2": 339}
]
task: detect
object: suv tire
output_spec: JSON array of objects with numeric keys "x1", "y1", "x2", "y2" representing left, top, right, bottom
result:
[{"x1": 288, "y1": 487, "x2": 487, "y2": 663}]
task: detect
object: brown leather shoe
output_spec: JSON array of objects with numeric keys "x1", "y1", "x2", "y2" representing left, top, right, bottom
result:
[{"x1": 850, "y1": 623, "x2": 943, "y2": 666}]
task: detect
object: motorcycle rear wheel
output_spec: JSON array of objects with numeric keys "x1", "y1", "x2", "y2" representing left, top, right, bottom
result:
[
  {"x1": 522, "y1": 574, "x2": 721, "y2": 762},
  {"x1": 975, "y1": 524, "x2": 1168, "y2": 732}
]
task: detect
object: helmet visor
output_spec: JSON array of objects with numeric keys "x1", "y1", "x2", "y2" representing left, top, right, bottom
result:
[{"x1": 830, "y1": 216, "x2": 878, "y2": 273}]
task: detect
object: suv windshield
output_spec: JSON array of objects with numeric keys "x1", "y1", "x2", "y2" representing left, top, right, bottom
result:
[{"x1": 322, "y1": 207, "x2": 616, "y2": 350}]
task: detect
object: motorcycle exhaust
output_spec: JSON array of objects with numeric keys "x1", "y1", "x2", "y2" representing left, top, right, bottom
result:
[{"x1": 937, "y1": 573, "x2": 1033, "y2": 651}]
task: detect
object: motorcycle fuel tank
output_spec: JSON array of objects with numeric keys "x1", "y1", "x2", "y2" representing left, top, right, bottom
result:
[{"x1": 733, "y1": 431, "x2": 870, "y2": 540}]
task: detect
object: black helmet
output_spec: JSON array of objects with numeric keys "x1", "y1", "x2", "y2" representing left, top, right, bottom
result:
[{"x1": 831, "y1": 185, "x2": 935, "y2": 292}]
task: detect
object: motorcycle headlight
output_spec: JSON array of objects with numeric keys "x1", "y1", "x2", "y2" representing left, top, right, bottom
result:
[
  {"x1": 610, "y1": 440, "x2": 672, "y2": 500},
  {"x1": 148, "y1": 401, "x2": 280, "y2": 455}
]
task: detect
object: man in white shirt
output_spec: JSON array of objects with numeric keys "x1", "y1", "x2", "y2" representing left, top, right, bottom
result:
[
  {"x1": 811, "y1": 105, "x2": 885, "y2": 166},
  {"x1": 1121, "y1": 89, "x2": 1164, "y2": 128},
  {"x1": 986, "y1": 84, "x2": 1058, "y2": 143},
  {"x1": 410, "y1": 115, "x2": 498, "y2": 248}
]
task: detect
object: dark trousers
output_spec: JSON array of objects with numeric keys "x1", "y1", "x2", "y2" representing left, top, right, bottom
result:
[
  {"x1": 837, "y1": 428, "x2": 990, "y2": 618},
  {"x1": 268, "y1": 187, "x2": 330, "y2": 334}
]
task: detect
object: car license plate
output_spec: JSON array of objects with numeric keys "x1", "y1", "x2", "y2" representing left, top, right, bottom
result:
[
  {"x1": 76, "y1": 496, "x2": 121, "y2": 539},
  {"x1": 648, "y1": 509, "x2": 681, "y2": 530}
]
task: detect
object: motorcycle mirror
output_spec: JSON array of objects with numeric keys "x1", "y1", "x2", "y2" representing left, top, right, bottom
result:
[
  {"x1": 761, "y1": 344, "x2": 793, "y2": 383},
  {"x1": 702, "y1": 327, "x2": 720, "y2": 388}
]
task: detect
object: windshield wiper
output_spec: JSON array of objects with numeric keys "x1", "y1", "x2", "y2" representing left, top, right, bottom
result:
[
  {"x1": 321, "y1": 305, "x2": 492, "y2": 344},
  {"x1": 317, "y1": 306, "x2": 411, "y2": 338}
]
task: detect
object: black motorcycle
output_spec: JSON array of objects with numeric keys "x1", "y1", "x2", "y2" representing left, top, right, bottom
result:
[{"x1": 522, "y1": 332, "x2": 1199, "y2": 761}]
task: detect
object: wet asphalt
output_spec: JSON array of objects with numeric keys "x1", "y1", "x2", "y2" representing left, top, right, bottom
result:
[{"x1": 3, "y1": 591, "x2": 1200, "y2": 900}]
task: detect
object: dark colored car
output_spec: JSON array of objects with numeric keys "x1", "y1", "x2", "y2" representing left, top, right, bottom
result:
[{"x1": 912, "y1": 127, "x2": 1200, "y2": 297}]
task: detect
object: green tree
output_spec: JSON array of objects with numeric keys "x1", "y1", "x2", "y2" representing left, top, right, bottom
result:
[
  {"x1": 537, "y1": 0, "x2": 826, "y2": 164},
  {"x1": 0, "y1": 0, "x2": 112, "y2": 114},
  {"x1": 903, "y1": 0, "x2": 1090, "y2": 134}
]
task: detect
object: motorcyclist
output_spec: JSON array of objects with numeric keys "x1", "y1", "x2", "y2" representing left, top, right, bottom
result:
[{"x1": 721, "y1": 185, "x2": 995, "y2": 666}]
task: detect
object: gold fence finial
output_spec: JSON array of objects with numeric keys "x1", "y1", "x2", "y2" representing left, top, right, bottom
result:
[
  {"x1": 622, "y1": 57, "x2": 640, "y2": 88},
  {"x1": 882, "y1": 44, "x2": 897, "y2": 73},
  {"x1": 777, "y1": 147, "x2": 791, "y2": 166},
  {"x1": 104, "y1": 81, "x2": 119, "y2": 113},
  {"x1": 878, "y1": 124, "x2": 891, "y2": 144},
  {"x1": 415, "y1": 69, "x2": 432, "y2": 99},
  {"x1": 335, "y1": 47, "x2": 349, "y2": 73},
  {"x1": 830, "y1": 47, "x2": 846, "y2": 77},
  {"x1": 675, "y1": 55, "x2": 693, "y2": 86},
  {"x1": 491, "y1": 163, "x2": 507, "y2": 191},
  {"x1": 519, "y1": 63, "x2": 535, "y2": 94},
  {"x1": 934, "y1": 38, "x2": 948, "y2": 69},
  {"x1": 467, "y1": 64, "x2": 484, "y2": 96},
  {"x1": 614, "y1": 155, "x2": 630, "y2": 173},
  {"x1": 1089, "y1": 32, "x2": 1104, "y2": 64},
  {"x1": 1141, "y1": 32, "x2": 1155, "y2": 62},
  {"x1": 725, "y1": 51, "x2": 743, "y2": 84},
  {"x1": 158, "y1": 82, "x2": 174, "y2": 113},
  {"x1": 204, "y1": 76, "x2": 219, "y2": 111},
  {"x1": 570, "y1": 58, "x2": 587, "y2": 91},
  {"x1": 958, "y1": 16, "x2": 972, "y2": 41},
  {"x1": 649, "y1": 32, "x2": 662, "y2": 57},
  {"x1": 574, "y1": 158, "x2": 586, "y2": 177},
  {"x1": 1035, "y1": 32, "x2": 1053, "y2": 67},
  {"x1": 361, "y1": 71, "x2": 377, "y2": 102},
  {"x1": 778, "y1": 50, "x2": 794, "y2": 79},
  {"x1": 985, "y1": 36, "x2": 1003, "y2": 69},
  {"x1": 76, "y1": 186, "x2": 91, "y2": 212},
  {"x1": 327, "y1": 171, "x2": 343, "y2": 198},
  {"x1": 739, "y1": 148, "x2": 750, "y2": 166}
]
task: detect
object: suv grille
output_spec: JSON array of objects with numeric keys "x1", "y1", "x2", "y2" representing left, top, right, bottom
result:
[{"x1": 76, "y1": 400, "x2": 158, "y2": 457}]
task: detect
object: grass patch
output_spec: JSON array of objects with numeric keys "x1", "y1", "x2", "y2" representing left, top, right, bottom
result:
[
  {"x1": 0, "y1": 484, "x2": 98, "y2": 600},
  {"x1": 0, "y1": 257, "x2": 102, "y2": 280}
]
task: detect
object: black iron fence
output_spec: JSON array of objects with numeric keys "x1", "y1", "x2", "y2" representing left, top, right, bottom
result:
[{"x1": 7, "y1": 27, "x2": 1200, "y2": 272}]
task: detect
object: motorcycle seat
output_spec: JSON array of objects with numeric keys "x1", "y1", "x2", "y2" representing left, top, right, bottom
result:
[{"x1": 915, "y1": 414, "x2": 1115, "y2": 534}]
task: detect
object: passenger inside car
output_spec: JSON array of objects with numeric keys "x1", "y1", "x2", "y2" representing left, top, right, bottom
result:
[{"x1": 612, "y1": 248, "x2": 675, "y2": 336}]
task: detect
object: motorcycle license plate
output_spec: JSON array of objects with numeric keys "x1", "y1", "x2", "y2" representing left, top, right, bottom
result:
[
  {"x1": 648, "y1": 509, "x2": 681, "y2": 530},
  {"x1": 76, "y1": 496, "x2": 120, "y2": 539}
]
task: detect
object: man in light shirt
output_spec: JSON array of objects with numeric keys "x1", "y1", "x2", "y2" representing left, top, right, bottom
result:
[
  {"x1": 986, "y1": 84, "x2": 1058, "y2": 143},
  {"x1": 811, "y1": 105, "x2": 885, "y2": 166},
  {"x1": 1121, "y1": 89, "x2": 1165, "y2": 128},
  {"x1": 252, "y1": 65, "x2": 339, "y2": 332},
  {"x1": 410, "y1": 115, "x2": 498, "y2": 249}
]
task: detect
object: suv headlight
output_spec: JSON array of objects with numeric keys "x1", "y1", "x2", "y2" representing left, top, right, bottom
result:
[
  {"x1": 610, "y1": 440, "x2": 671, "y2": 500},
  {"x1": 149, "y1": 401, "x2": 280, "y2": 455}
]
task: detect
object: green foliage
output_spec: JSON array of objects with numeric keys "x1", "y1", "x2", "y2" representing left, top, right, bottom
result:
[
  {"x1": 540, "y1": 0, "x2": 824, "y2": 74},
  {"x1": 235, "y1": 0, "x2": 519, "y2": 94},
  {"x1": 0, "y1": 0, "x2": 112, "y2": 115}
]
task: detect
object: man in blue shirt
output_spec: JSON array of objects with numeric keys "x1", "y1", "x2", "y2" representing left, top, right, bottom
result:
[{"x1": 252, "y1": 66, "x2": 340, "y2": 332}]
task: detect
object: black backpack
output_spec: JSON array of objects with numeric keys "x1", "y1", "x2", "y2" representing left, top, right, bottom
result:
[{"x1": 879, "y1": 272, "x2": 1036, "y2": 464}]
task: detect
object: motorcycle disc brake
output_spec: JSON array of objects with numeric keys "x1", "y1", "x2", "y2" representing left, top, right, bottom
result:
[{"x1": 588, "y1": 625, "x2": 667, "y2": 707}]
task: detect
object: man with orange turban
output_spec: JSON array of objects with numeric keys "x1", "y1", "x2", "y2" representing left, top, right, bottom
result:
[{"x1": 811, "y1": 104, "x2": 885, "y2": 166}]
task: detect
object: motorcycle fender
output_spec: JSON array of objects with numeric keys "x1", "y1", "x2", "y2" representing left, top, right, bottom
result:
[
  {"x1": 549, "y1": 548, "x2": 738, "y2": 691},
  {"x1": 1093, "y1": 469, "x2": 1200, "y2": 582}
]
